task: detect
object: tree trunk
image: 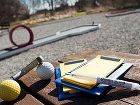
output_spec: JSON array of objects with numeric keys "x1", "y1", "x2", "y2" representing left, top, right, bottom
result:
[{"x1": 50, "y1": 0, "x2": 54, "y2": 15}]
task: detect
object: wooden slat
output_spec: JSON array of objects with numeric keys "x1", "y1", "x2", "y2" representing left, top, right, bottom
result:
[{"x1": 0, "y1": 89, "x2": 43, "y2": 105}]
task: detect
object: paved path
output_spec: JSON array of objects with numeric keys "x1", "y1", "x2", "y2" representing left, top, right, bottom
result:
[{"x1": 0, "y1": 12, "x2": 140, "y2": 81}]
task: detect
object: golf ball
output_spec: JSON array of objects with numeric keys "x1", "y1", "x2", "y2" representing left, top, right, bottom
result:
[
  {"x1": 36, "y1": 62, "x2": 54, "y2": 80},
  {"x1": 0, "y1": 80, "x2": 21, "y2": 101}
]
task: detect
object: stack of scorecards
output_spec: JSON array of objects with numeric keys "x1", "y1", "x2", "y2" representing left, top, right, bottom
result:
[{"x1": 54, "y1": 55, "x2": 133, "y2": 100}]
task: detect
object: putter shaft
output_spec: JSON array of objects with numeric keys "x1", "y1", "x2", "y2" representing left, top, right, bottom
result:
[{"x1": 11, "y1": 56, "x2": 44, "y2": 80}]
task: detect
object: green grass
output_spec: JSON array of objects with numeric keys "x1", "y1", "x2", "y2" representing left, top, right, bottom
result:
[
  {"x1": 72, "y1": 12, "x2": 87, "y2": 17},
  {"x1": 10, "y1": 11, "x2": 93, "y2": 28}
]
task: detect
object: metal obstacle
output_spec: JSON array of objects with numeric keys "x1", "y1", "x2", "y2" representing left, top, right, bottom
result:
[
  {"x1": 0, "y1": 23, "x2": 101, "y2": 60},
  {"x1": 106, "y1": 9, "x2": 140, "y2": 17}
]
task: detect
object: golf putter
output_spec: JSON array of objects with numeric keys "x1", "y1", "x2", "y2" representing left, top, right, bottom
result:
[{"x1": 11, "y1": 56, "x2": 44, "y2": 80}]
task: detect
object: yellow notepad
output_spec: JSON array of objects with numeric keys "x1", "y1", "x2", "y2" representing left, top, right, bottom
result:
[
  {"x1": 60, "y1": 59, "x2": 87, "y2": 93},
  {"x1": 62, "y1": 55, "x2": 124, "y2": 89}
]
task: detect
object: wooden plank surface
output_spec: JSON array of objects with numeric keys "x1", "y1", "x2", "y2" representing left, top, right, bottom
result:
[
  {"x1": 0, "y1": 89, "x2": 43, "y2": 105},
  {"x1": 19, "y1": 49, "x2": 140, "y2": 105}
]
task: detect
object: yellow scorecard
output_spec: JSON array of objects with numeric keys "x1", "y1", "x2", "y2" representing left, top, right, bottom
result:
[
  {"x1": 60, "y1": 59, "x2": 87, "y2": 93},
  {"x1": 62, "y1": 55, "x2": 124, "y2": 89}
]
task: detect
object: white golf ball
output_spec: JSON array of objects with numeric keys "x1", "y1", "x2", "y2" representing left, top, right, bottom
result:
[{"x1": 36, "y1": 62, "x2": 54, "y2": 80}]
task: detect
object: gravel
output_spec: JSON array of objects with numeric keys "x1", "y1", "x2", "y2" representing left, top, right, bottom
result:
[{"x1": 0, "y1": 12, "x2": 140, "y2": 81}]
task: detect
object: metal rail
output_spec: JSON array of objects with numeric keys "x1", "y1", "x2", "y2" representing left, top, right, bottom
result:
[
  {"x1": 0, "y1": 24, "x2": 101, "y2": 60},
  {"x1": 106, "y1": 9, "x2": 140, "y2": 17}
]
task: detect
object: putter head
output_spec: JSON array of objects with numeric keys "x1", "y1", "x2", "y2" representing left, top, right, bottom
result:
[
  {"x1": 37, "y1": 56, "x2": 44, "y2": 64},
  {"x1": 11, "y1": 56, "x2": 44, "y2": 80}
]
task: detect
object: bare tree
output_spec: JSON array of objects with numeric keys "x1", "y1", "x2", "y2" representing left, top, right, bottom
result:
[
  {"x1": 30, "y1": 0, "x2": 54, "y2": 15},
  {"x1": 0, "y1": 0, "x2": 29, "y2": 24},
  {"x1": 55, "y1": 0, "x2": 69, "y2": 10},
  {"x1": 31, "y1": 0, "x2": 42, "y2": 13},
  {"x1": 45, "y1": 0, "x2": 54, "y2": 15}
]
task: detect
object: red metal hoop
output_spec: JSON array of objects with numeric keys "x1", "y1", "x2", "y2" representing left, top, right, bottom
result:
[{"x1": 9, "y1": 25, "x2": 34, "y2": 48}]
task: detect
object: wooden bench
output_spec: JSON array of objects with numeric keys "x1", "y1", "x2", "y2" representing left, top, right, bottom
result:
[
  {"x1": 0, "y1": 49, "x2": 140, "y2": 105},
  {"x1": 18, "y1": 49, "x2": 140, "y2": 105}
]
